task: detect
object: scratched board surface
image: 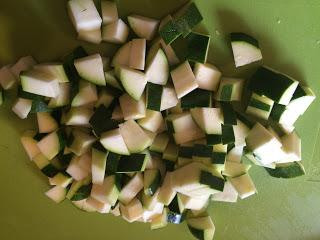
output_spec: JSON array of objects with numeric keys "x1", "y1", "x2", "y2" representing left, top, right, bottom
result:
[{"x1": 0, "y1": 0, "x2": 320, "y2": 240}]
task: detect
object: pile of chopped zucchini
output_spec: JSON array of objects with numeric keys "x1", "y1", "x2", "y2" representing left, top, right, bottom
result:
[{"x1": 0, "y1": 1, "x2": 316, "y2": 240}]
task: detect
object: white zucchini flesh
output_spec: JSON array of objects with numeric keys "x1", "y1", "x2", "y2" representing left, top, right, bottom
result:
[
  {"x1": 229, "y1": 173, "x2": 257, "y2": 199},
  {"x1": 233, "y1": 119, "x2": 250, "y2": 147},
  {"x1": 111, "y1": 203, "x2": 121, "y2": 216},
  {"x1": 65, "y1": 107, "x2": 94, "y2": 126},
  {"x1": 49, "y1": 83, "x2": 70, "y2": 108},
  {"x1": 10, "y1": 56, "x2": 37, "y2": 80},
  {"x1": 194, "y1": 63, "x2": 222, "y2": 92},
  {"x1": 278, "y1": 131, "x2": 301, "y2": 163},
  {"x1": 91, "y1": 149, "x2": 107, "y2": 184},
  {"x1": 118, "y1": 66, "x2": 147, "y2": 101},
  {"x1": 20, "y1": 69, "x2": 60, "y2": 98},
  {"x1": 68, "y1": 130, "x2": 96, "y2": 156},
  {"x1": 286, "y1": 86, "x2": 316, "y2": 115},
  {"x1": 246, "y1": 93, "x2": 274, "y2": 120},
  {"x1": 159, "y1": 39, "x2": 180, "y2": 66},
  {"x1": 178, "y1": 194, "x2": 210, "y2": 210},
  {"x1": 101, "y1": 1, "x2": 118, "y2": 25},
  {"x1": 119, "y1": 120, "x2": 153, "y2": 153},
  {"x1": 129, "y1": 38, "x2": 146, "y2": 70},
  {"x1": 37, "y1": 112, "x2": 58, "y2": 133},
  {"x1": 144, "y1": 202, "x2": 164, "y2": 223},
  {"x1": 67, "y1": 0, "x2": 102, "y2": 32},
  {"x1": 146, "y1": 48, "x2": 169, "y2": 85},
  {"x1": 96, "y1": 88, "x2": 115, "y2": 108},
  {"x1": 216, "y1": 77, "x2": 244, "y2": 101},
  {"x1": 111, "y1": 105, "x2": 124, "y2": 121},
  {"x1": 171, "y1": 61, "x2": 199, "y2": 98},
  {"x1": 86, "y1": 197, "x2": 111, "y2": 213},
  {"x1": 137, "y1": 110, "x2": 164, "y2": 133},
  {"x1": 231, "y1": 41, "x2": 262, "y2": 67},
  {"x1": 120, "y1": 198, "x2": 144, "y2": 223},
  {"x1": 33, "y1": 63, "x2": 69, "y2": 83},
  {"x1": 20, "y1": 131, "x2": 41, "y2": 160},
  {"x1": 246, "y1": 123, "x2": 283, "y2": 163},
  {"x1": 160, "y1": 85, "x2": 179, "y2": 111},
  {"x1": 211, "y1": 181, "x2": 238, "y2": 203},
  {"x1": 12, "y1": 98, "x2": 32, "y2": 119},
  {"x1": 226, "y1": 146, "x2": 244, "y2": 163},
  {"x1": 111, "y1": 41, "x2": 132, "y2": 67},
  {"x1": 45, "y1": 186, "x2": 66, "y2": 203},
  {"x1": 72, "y1": 81, "x2": 98, "y2": 107},
  {"x1": 158, "y1": 172, "x2": 176, "y2": 205},
  {"x1": 128, "y1": 15, "x2": 159, "y2": 40},
  {"x1": 78, "y1": 28, "x2": 102, "y2": 44},
  {"x1": 190, "y1": 108, "x2": 223, "y2": 134},
  {"x1": 102, "y1": 19, "x2": 129, "y2": 44},
  {"x1": 66, "y1": 156, "x2": 90, "y2": 181},
  {"x1": 100, "y1": 128, "x2": 130, "y2": 155},
  {"x1": 118, "y1": 173, "x2": 144, "y2": 205},
  {"x1": 37, "y1": 131, "x2": 60, "y2": 160},
  {"x1": 223, "y1": 161, "x2": 251, "y2": 178},
  {"x1": 0, "y1": 65, "x2": 17, "y2": 90},
  {"x1": 90, "y1": 176, "x2": 119, "y2": 205},
  {"x1": 74, "y1": 54, "x2": 106, "y2": 86}
]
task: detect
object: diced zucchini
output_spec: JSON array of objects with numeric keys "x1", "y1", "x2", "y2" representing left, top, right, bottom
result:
[
  {"x1": 158, "y1": 172, "x2": 176, "y2": 205},
  {"x1": 105, "y1": 70, "x2": 123, "y2": 90},
  {"x1": 74, "y1": 54, "x2": 106, "y2": 86},
  {"x1": 37, "y1": 112, "x2": 58, "y2": 133},
  {"x1": 174, "y1": 129, "x2": 205, "y2": 145},
  {"x1": 96, "y1": 88, "x2": 116, "y2": 108},
  {"x1": 118, "y1": 66, "x2": 147, "y2": 100},
  {"x1": 0, "y1": 65, "x2": 17, "y2": 90},
  {"x1": 65, "y1": 107, "x2": 94, "y2": 126},
  {"x1": 146, "y1": 83, "x2": 163, "y2": 111},
  {"x1": 12, "y1": 98, "x2": 32, "y2": 119},
  {"x1": 146, "y1": 48, "x2": 169, "y2": 85},
  {"x1": 71, "y1": 80, "x2": 98, "y2": 107},
  {"x1": 20, "y1": 69, "x2": 60, "y2": 98},
  {"x1": 100, "y1": 128, "x2": 130, "y2": 155},
  {"x1": 190, "y1": 108, "x2": 223, "y2": 134},
  {"x1": 120, "y1": 198, "x2": 144, "y2": 223},
  {"x1": 167, "y1": 196, "x2": 186, "y2": 224},
  {"x1": 119, "y1": 93, "x2": 146, "y2": 121},
  {"x1": 78, "y1": 28, "x2": 102, "y2": 44},
  {"x1": 220, "y1": 102, "x2": 237, "y2": 125},
  {"x1": 117, "y1": 153, "x2": 150, "y2": 173},
  {"x1": 49, "y1": 172, "x2": 73, "y2": 188},
  {"x1": 66, "y1": 176, "x2": 92, "y2": 200},
  {"x1": 105, "y1": 152, "x2": 121, "y2": 175},
  {"x1": 159, "y1": 18, "x2": 182, "y2": 45},
  {"x1": 229, "y1": 173, "x2": 256, "y2": 199},
  {"x1": 211, "y1": 181, "x2": 238, "y2": 203},
  {"x1": 171, "y1": 61, "x2": 198, "y2": 98},
  {"x1": 37, "y1": 130, "x2": 64, "y2": 160},
  {"x1": 286, "y1": 84, "x2": 316, "y2": 115},
  {"x1": 111, "y1": 41, "x2": 132, "y2": 67},
  {"x1": 33, "y1": 153, "x2": 59, "y2": 177},
  {"x1": 163, "y1": 142, "x2": 179, "y2": 162},
  {"x1": 222, "y1": 125, "x2": 235, "y2": 145},
  {"x1": 150, "y1": 133, "x2": 170, "y2": 153},
  {"x1": 144, "y1": 169, "x2": 161, "y2": 196},
  {"x1": 20, "y1": 130, "x2": 41, "y2": 160},
  {"x1": 230, "y1": 32, "x2": 262, "y2": 67},
  {"x1": 265, "y1": 162, "x2": 305, "y2": 178},
  {"x1": 91, "y1": 143, "x2": 108, "y2": 184},
  {"x1": 138, "y1": 110, "x2": 164, "y2": 133},
  {"x1": 249, "y1": 67, "x2": 299, "y2": 105},
  {"x1": 119, "y1": 120, "x2": 152, "y2": 153},
  {"x1": 111, "y1": 202, "x2": 121, "y2": 216},
  {"x1": 66, "y1": 153, "x2": 91, "y2": 181},
  {"x1": 86, "y1": 197, "x2": 111, "y2": 213},
  {"x1": 118, "y1": 173, "x2": 144, "y2": 204},
  {"x1": 245, "y1": 123, "x2": 283, "y2": 164},
  {"x1": 187, "y1": 216, "x2": 215, "y2": 240},
  {"x1": 178, "y1": 194, "x2": 209, "y2": 211},
  {"x1": 151, "y1": 208, "x2": 168, "y2": 230},
  {"x1": 34, "y1": 63, "x2": 69, "y2": 83},
  {"x1": 91, "y1": 174, "x2": 121, "y2": 205},
  {"x1": 102, "y1": 19, "x2": 129, "y2": 44},
  {"x1": 89, "y1": 105, "x2": 118, "y2": 136},
  {"x1": 246, "y1": 92, "x2": 274, "y2": 120},
  {"x1": 233, "y1": 119, "x2": 250, "y2": 147},
  {"x1": 45, "y1": 186, "x2": 67, "y2": 203},
  {"x1": 185, "y1": 32, "x2": 210, "y2": 63},
  {"x1": 223, "y1": 161, "x2": 250, "y2": 178},
  {"x1": 142, "y1": 189, "x2": 161, "y2": 211},
  {"x1": 181, "y1": 89, "x2": 212, "y2": 109},
  {"x1": 11, "y1": 56, "x2": 37, "y2": 79},
  {"x1": 160, "y1": 84, "x2": 179, "y2": 111},
  {"x1": 67, "y1": 129, "x2": 96, "y2": 156},
  {"x1": 216, "y1": 77, "x2": 244, "y2": 102},
  {"x1": 67, "y1": 0, "x2": 102, "y2": 32},
  {"x1": 48, "y1": 83, "x2": 71, "y2": 108},
  {"x1": 166, "y1": 112, "x2": 199, "y2": 133},
  {"x1": 128, "y1": 15, "x2": 159, "y2": 40},
  {"x1": 112, "y1": 105, "x2": 124, "y2": 121},
  {"x1": 101, "y1": 1, "x2": 118, "y2": 25},
  {"x1": 193, "y1": 63, "x2": 221, "y2": 92},
  {"x1": 129, "y1": 38, "x2": 146, "y2": 70}
]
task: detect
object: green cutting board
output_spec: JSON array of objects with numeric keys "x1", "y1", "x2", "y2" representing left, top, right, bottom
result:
[{"x1": 0, "y1": 0, "x2": 319, "y2": 239}]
